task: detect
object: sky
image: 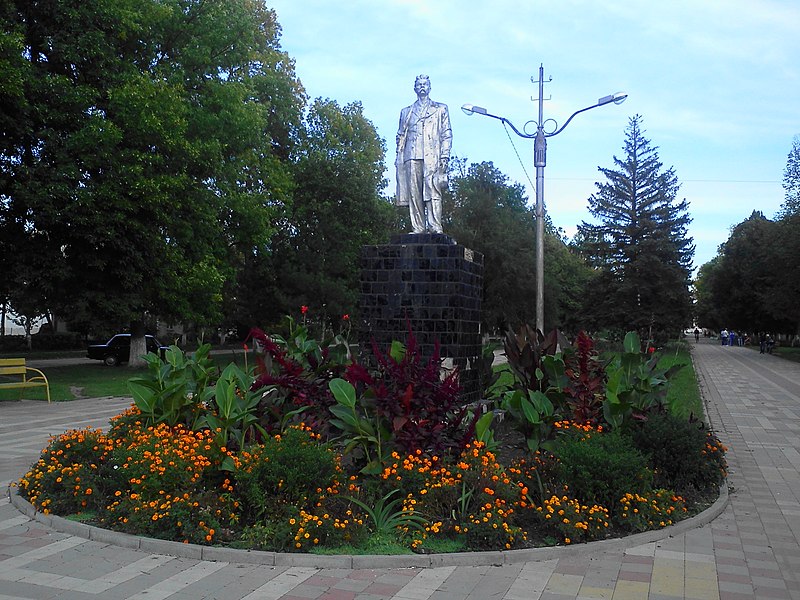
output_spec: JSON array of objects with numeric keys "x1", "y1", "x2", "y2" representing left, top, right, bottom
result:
[{"x1": 267, "y1": 0, "x2": 799, "y2": 272}]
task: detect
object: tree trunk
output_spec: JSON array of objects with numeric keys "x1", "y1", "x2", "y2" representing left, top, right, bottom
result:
[
  {"x1": 128, "y1": 319, "x2": 147, "y2": 368},
  {"x1": 24, "y1": 318, "x2": 33, "y2": 350},
  {"x1": 1, "y1": 301, "x2": 5, "y2": 336}
]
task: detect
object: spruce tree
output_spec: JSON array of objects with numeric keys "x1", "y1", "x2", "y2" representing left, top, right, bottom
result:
[
  {"x1": 779, "y1": 136, "x2": 800, "y2": 218},
  {"x1": 577, "y1": 115, "x2": 694, "y2": 341}
]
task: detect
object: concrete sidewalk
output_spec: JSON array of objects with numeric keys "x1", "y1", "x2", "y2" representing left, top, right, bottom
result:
[{"x1": 1, "y1": 340, "x2": 799, "y2": 599}]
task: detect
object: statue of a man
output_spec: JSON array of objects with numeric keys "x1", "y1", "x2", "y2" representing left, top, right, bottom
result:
[{"x1": 395, "y1": 75, "x2": 452, "y2": 233}]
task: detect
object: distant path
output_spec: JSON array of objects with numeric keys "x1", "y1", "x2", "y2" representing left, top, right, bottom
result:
[{"x1": 25, "y1": 356, "x2": 94, "y2": 368}]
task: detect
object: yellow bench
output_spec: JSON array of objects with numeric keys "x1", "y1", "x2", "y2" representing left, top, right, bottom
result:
[{"x1": 0, "y1": 358, "x2": 51, "y2": 402}]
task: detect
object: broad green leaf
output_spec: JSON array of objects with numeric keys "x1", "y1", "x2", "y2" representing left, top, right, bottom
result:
[
  {"x1": 329, "y1": 378, "x2": 356, "y2": 408},
  {"x1": 389, "y1": 340, "x2": 406, "y2": 362},
  {"x1": 623, "y1": 331, "x2": 640, "y2": 354}
]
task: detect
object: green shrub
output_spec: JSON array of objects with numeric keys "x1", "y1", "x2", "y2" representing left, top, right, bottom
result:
[
  {"x1": 233, "y1": 425, "x2": 342, "y2": 525},
  {"x1": 554, "y1": 430, "x2": 652, "y2": 510},
  {"x1": 627, "y1": 413, "x2": 727, "y2": 499}
]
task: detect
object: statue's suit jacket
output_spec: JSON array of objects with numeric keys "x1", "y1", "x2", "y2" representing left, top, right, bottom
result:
[{"x1": 395, "y1": 100, "x2": 452, "y2": 207}]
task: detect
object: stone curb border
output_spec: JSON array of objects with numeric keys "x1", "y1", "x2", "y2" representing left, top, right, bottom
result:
[{"x1": 7, "y1": 483, "x2": 728, "y2": 568}]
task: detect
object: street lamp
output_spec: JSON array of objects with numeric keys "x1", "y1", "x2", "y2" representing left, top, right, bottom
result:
[{"x1": 462, "y1": 64, "x2": 626, "y2": 334}]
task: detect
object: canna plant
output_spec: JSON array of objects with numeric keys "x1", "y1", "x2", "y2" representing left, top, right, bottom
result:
[
  {"x1": 197, "y1": 363, "x2": 267, "y2": 451},
  {"x1": 603, "y1": 331, "x2": 685, "y2": 429},
  {"x1": 127, "y1": 344, "x2": 217, "y2": 428},
  {"x1": 328, "y1": 377, "x2": 392, "y2": 475},
  {"x1": 499, "y1": 326, "x2": 571, "y2": 451}
]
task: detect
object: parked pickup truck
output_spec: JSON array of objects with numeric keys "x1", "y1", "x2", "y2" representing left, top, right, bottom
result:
[{"x1": 87, "y1": 334, "x2": 167, "y2": 366}]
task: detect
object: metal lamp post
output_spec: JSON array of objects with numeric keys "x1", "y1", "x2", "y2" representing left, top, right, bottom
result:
[{"x1": 462, "y1": 64, "x2": 627, "y2": 334}]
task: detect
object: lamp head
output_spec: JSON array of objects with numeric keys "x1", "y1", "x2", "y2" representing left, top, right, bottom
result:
[
  {"x1": 597, "y1": 92, "x2": 628, "y2": 106},
  {"x1": 461, "y1": 104, "x2": 487, "y2": 116}
]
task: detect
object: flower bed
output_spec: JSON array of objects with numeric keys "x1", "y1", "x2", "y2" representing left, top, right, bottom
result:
[{"x1": 16, "y1": 321, "x2": 727, "y2": 554}]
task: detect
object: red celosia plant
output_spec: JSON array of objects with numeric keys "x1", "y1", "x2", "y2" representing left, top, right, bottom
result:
[
  {"x1": 246, "y1": 319, "x2": 349, "y2": 435},
  {"x1": 562, "y1": 331, "x2": 607, "y2": 426},
  {"x1": 343, "y1": 327, "x2": 471, "y2": 458}
]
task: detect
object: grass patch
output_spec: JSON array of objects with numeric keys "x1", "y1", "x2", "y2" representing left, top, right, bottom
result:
[
  {"x1": 0, "y1": 363, "x2": 145, "y2": 402},
  {"x1": 0, "y1": 347, "x2": 249, "y2": 402},
  {"x1": 773, "y1": 346, "x2": 800, "y2": 363},
  {"x1": 659, "y1": 349, "x2": 702, "y2": 420},
  {"x1": 0, "y1": 349, "x2": 87, "y2": 360},
  {"x1": 310, "y1": 532, "x2": 414, "y2": 555}
]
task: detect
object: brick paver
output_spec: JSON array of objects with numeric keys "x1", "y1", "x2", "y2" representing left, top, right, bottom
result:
[{"x1": 1, "y1": 340, "x2": 799, "y2": 599}]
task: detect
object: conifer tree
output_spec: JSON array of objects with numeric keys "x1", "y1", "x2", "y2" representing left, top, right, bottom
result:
[
  {"x1": 577, "y1": 115, "x2": 694, "y2": 340},
  {"x1": 779, "y1": 135, "x2": 800, "y2": 218}
]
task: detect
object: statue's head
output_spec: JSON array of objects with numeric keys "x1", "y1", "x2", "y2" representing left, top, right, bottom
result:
[{"x1": 414, "y1": 75, "x2": 431, "y2": 96}]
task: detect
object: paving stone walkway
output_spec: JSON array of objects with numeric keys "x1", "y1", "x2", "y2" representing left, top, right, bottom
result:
[{"x1": 1, "y1": 340, "x2": 799, "y2": 599}]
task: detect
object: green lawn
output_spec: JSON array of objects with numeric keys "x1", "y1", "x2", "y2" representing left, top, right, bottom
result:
[
  {"x1": 660, "y1": 349, "x2": 703, "y2": 420},
  {"x1": 0, "y1": 348, "x2": 250, "y2": 402},
  {"x1": 0, "y1": 363, "x2": 143, "y2": 402},
  {"x1": 773, "y1": 346, "x2": 800, "y2": 363}
]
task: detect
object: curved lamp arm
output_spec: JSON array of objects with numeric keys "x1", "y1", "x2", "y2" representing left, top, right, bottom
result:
[
  {"x1": 461, "y1": 104, "x2": 535, "y2": 139},
  {"x1": 462, "y1": 91, "x2": 627, "y2": 139},
  {"x1": 547, "y1": 93, "x2": 628, "y2": 138}
]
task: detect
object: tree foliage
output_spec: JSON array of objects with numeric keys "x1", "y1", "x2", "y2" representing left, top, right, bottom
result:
[
  {"x1": 696, "y1": 210, "x2": 799, "y2": 336},
  {"x1": 576, "y1": 115, "x2": 694, "y2": 340},
  {"x1": 1, "y1": 0, "x2": 304, "y2": 353},
  {"x1": 444, "y1": 159, "x2": 592, "y2": 333},
  {"x1": 233, "y1": 98, "x2": 394, "y2": 331},
  {"x1": 779, "y1": 135, "x2": 800, "y2": 218}
]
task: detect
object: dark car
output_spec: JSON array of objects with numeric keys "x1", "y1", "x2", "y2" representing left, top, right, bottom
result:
[{"x1": 87, "y1": 334, "x2": 167, "y2": 366}]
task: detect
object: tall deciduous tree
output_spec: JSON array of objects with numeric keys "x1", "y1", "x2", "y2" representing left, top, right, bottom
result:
[
  {"x1": 445, "y1": 160, "x2": 591, "y2": 334},
  {"x1": 699, "y1": 212, "x2": 782, "y2": 332},
  {"x1": 238, "y1": 98, "x2": 393, "y2": 330},
  {"x1": 577, "y1": 115, "x2": 694, "y2": 341},
  {"x1": 697, "y1": 211, "x2": 800, "y2": 334},
  {"x1": 695, "y1": 211, "x2": 796, "y2": 335},
  {"x1": 1, "y1": 0, "x2": 304, "y2": 363}
]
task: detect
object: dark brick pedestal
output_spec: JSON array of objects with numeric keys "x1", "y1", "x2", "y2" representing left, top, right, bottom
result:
[{"x1": 358, "y1": 233, "x2": 483, "y2": 402}]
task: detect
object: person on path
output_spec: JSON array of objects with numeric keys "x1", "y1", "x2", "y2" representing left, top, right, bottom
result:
[
  {"x1": 729, "y1": 330, "x2": 736, "y2": 347},
  {"x1": 760, "y1": 331, "x2": 767, "y2": 354},
  {"x1": 721, "y1": 329, "x2": 728, "y2": 346},
  {"x1": 694, "y1": 327, "x2": 700, "y2": 343}
]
